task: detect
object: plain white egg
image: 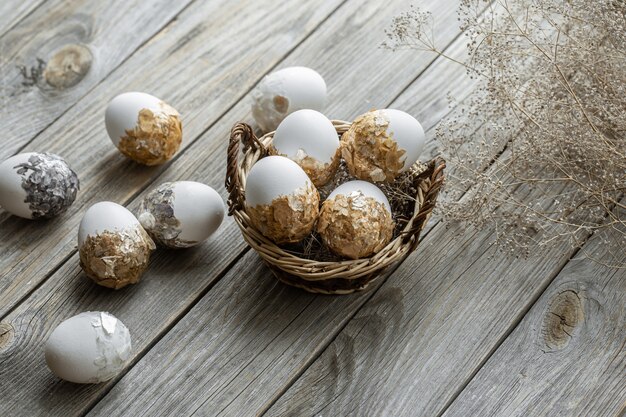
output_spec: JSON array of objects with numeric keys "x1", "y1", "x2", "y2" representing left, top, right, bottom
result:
[
  {"x1": 0, "y1": 152, "x2": 79, "y2": 219},
  {"x1": 137, "y1": 181, "x2": 225, "y2": 248},
  {"x1": 271, "y1": 109, "x2": 339, "y2": 186},
  {"x1": 328, "y1": 180, "x2": 392, "y2": 213},
  {"x1": 105, "y1": 92, "x2": 182, "y2": 166},
  {"x1": 45, "y1": 312, "x2": 132, "y2": 384},
  {"x1": 251, "y1": 66, "x2": 326, "y2": 132}
]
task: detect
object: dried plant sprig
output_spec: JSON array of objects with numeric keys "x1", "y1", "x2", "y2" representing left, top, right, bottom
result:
[{"x1": 386, "y1": 0, "x2": 626, "y2": 266}]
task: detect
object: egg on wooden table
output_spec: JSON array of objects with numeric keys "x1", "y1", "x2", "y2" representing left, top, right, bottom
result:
[
  {"x1": 45, "y1": 312, "x2": 131, "y2": 384},
  {"x1": 270, "y1": 109, "x2": 340, "y2": 187},
  {"x1": 317, "y1": 180, "x2": 394, "y2": 259},
  {"x1": 251, "y1": 66, "x2": 326, "y2": 132},
  {"x1": 137, "y1": 181, "x2": 225, "y2": 248},
  {"x1": 0, "y1": 152, "x2": 79, "y2": 219},
  {"x1": 245, "y1": 156, "x2": 319, "y2": 244},
  {"x1": 105, "y1": 92, "x2": 182, "y2": 166},
  {"x1": 342, "y1": 109, "x2": 425, "y2": 182},
  {"x1": 78, "y1": 201, "x2": 155, "y2": 289}
]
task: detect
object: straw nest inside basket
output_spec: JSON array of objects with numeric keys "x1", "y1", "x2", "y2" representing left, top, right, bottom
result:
[
  {"x1": 226, "y1": 121, "x2": 445, "y2": 294},
  {"x1": 282, "y1": 158, "x2": 428, "y2": 262}
]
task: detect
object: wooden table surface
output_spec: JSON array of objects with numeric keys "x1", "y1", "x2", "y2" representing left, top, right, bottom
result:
[{"x1": 0, "y1": 1, "x2": 624, "y2": 416}]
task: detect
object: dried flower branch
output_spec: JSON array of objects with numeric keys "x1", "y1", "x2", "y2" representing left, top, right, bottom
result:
[{"x1": 385, "y1": 0, "x2": 626, "y2": 266}]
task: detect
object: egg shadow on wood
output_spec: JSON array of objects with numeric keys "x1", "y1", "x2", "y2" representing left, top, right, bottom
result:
[
  {"x1": 0, "y1": 212, "x2": 69, "y2": 250},
  {"x1": 38, "y1": 375, "x2": 102, "y2": 412}
]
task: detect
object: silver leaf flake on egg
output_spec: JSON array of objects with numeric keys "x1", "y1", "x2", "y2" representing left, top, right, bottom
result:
[
  {"x1": 89, "y1": 312, "x2": 132, "y2": 381},
  {"x1": 9, "y1": 153, "x2": 79, "y2": 219},
  {"x1": 317, "y1": 185, "x2": 394, "y2": 259},
  {"x1": 251, "y1": 67, "x2": 326, "y2": 132},
  {"x1": 137, "y1": 181, "x2": 225, "y2": 249},
  {"x1": 79, "y1": 226, "x2": 155, "y2": 289},
  {"x1": 137, "y1": 183, "x2": 186, "y2": 247}
]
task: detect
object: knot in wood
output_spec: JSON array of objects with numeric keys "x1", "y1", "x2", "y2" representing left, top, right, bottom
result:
[
  {"x1": 542, "y1": 290, "x2": 584, "y2": 350},
  {"x1": 0, "y1": 322, "x2": 15, "y2": 350},
  {"x1": 44, "y1": 44, "x2": 92, "y2": 89}
]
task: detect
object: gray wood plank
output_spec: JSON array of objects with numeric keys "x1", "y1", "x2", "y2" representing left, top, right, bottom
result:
[
  {"x1": 0, "y1": 0, "x2": 43, "y2": 37},
  {"x1": 0, "y1": 0, "x2": 469, "y2": 415},
  {"x1": 263, "y1": 181, "x2": 592, "y2": 416},
  {"x1": 80, "y1": 5, "x2": 501, "y2": 417},
  {"x1": 441, "y1": 228, "x2": 626, "y2": 417},
  {"x1": 0, "y1": 0, "x2": 195, "y2": 161},
  {"x1": 0, "y1": 0, "x2": 344, "y2": 317}
]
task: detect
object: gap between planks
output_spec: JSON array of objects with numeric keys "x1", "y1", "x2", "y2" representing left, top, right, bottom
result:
[
  {"x1": 85, "y1": 4, "x2": 490, "y2": 416},
  {"x1": 85, "y1": 1, "x2": 470, "y2": 413},
  {"x1": 0, "y1": 1, "x2": 341, "y2": 315},
  {"x1": 0, "y1": 0, "x2": 349, "y2": 323}
]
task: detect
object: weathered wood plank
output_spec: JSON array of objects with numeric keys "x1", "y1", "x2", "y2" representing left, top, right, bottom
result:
[
  {"x1": 263, "y1": 181, "x2": 590, "y2": 417},
  {"x1": 77, "y1": 5, "x2": 503, "y2": 417},
  {"x1": 0, "y1": 0, "x2": 469, "y2": 415},
  {"x1": 441, "y1": 228, "x2": 626, "y2": 417},
  {"x1": 0, "y1": 0, "x2": 344, "y2": 317},
  {"x1": 0, "y1": 0, "x2": 43, "y2": 37},
  {"x1": 0, "y1": 0, "x2": 195, "y2": 161}
]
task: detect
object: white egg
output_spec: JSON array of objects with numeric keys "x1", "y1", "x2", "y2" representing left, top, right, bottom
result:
[
  {"x1": 271, "y1": 109, "x2": 340, "y2": 187},
  {"x1": 105, "y1": 92, "x2": 182, "y2": 166},
  {"x1": 78, "y1": 201, "x2": 155, "y2": 289},
  {"x1": 0, "y1": 152, "x2": 79, "y2": 219},
  {"x1": 318, "y1": 180, "x2": 394, "y2": 259},
  {"x1": 45, "y1": 311, "x2": 131, "y2": 384},
  {"x1": 341, "y1": 109, "x2": 425, "y2": 182},
  {"x1": 245, "y1": 156, "x2": 319, "y2": 243},
  {"x1": 251, "y1": 67, "x2": 326, "y2": 132},
  {"x1": 137, "y1": 181, "x2": 225, "y2": 248}
]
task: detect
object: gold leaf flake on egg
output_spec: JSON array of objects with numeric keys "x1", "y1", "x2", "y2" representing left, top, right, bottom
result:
[
  {"x1": 118, "y1": 102, "x2": 182, "y2": 166},
  {"x1": 317, "y1": 191, "x2": 394, "y2": 259},
  {"x1": 79, "y1": 226, "x2": 156, "y2": 289},
  {"x1": 341, "y1": 110, "x2": 406, "y2": 182},
  {"x1": 246, "y1": 182, "x2": 320, "y2": 244},
  {"x1": 269, "y1": 146, "x2": 340, "y2": 187}
]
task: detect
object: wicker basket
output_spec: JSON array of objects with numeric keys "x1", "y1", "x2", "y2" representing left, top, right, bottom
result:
[{"x1": 225, "y1": 121, "x2": 445, "y2": 294}]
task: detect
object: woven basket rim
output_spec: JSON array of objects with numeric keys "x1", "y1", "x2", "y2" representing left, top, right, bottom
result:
[{"x1": 225, "y1": 121, "x2": 445, "y2": 290}]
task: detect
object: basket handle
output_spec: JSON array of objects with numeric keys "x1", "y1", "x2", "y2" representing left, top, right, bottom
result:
[
  {"x1": 401, "y1": 156, "x2": 446, "y2": 249},
  {"x1": 226, "y1": 122, "x2": 267, "y2": 215}
]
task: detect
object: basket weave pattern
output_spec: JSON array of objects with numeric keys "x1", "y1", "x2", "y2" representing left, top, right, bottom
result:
[{"x1": 226, "y1": 121, "x2": 445, "y2": 294}]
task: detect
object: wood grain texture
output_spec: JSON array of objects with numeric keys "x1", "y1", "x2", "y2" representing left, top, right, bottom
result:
[
  {"x1": 0, "y1": 0, "x2": 469, "y2": 415},
  {"x1": 0, "y1": 0, "x2": 44, "y2": 37},
  {"x1": 263, "y1": 183, "x2": 589, "y2": 416},
  {"x1": 0, "y1": 0, "x2": 343, "y2": 318},
  {"x1": 83, "y1": 2, "x2": 493, "y2": 416},
  {"x1": 441, "y1": 228, "x2": 626, "y2": 417},
  {"x1": 0, "y1": 0, "x2": 194, "y2": 160}
]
